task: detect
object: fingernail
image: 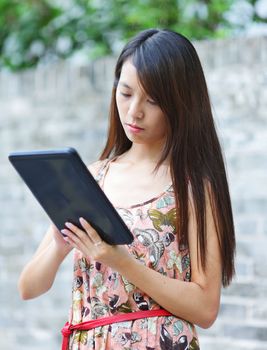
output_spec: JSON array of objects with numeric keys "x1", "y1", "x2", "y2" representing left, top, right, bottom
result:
[
  {"x1": 79, "y1": 217, "x2": 85, "y2": 223},
  {"x1": 61, "y1": 229, "x2": 67, "y2": 235},
  {"x1": 63, "y1": 237, "x2": 70, "y2": 244},
  {"x1": 65, "y1": 222, "x2": 72, "y2": 228}
]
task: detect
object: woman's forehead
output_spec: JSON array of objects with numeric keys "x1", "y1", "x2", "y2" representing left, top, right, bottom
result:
[
  {"x1": 119, "y1": 59, "x2": 144, "y2": 91},
  {"x1": 120, "y1": 59, "x2": 136, "y2": 79}
]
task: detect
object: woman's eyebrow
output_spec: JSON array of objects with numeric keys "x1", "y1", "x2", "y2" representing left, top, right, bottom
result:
[{"x1": 118, "y1": 81, "x2": 132, "y2": 89}]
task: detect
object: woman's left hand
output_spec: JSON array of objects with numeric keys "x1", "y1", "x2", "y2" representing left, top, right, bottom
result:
[{"x1": 61, "y1": 217, "x2": 131, "y2": 270}]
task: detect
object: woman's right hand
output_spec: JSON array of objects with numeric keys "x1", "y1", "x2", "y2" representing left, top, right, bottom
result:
[
  {"x1": 18, "y1": 223, "x2": 73, "y2": 300},
  {"x1": 50, "y1": 223, "x2": 73, "y2": 255}
]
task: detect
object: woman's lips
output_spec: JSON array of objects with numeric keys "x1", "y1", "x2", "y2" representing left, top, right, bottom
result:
[{"x1": 126, "y1": 123, "x2": 144, "y2": 133}]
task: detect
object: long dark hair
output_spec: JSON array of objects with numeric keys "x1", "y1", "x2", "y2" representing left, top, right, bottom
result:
[{"x1": 100, "y1": 28, "x2": 235, "y2": 287}]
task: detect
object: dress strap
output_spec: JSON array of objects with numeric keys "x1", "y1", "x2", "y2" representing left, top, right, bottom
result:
[
  {"x1": 61, "y1": 309, "x2": 172, "y2": 350},
  {"x1": 94, "y1": 158, "x2": 111, "y2": 184}
]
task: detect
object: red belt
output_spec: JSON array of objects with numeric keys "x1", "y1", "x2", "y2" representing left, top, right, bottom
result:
[{"x1": 61, "y1": 309, "x2": 172, "y2": 350}]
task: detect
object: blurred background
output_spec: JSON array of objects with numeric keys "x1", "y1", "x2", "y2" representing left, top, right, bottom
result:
[{"x1": 0, "y1": 0, "x2": 267, "y2": 349}]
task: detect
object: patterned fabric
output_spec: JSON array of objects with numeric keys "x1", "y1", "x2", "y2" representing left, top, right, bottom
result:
[{"x1": 68, "y1": 159, "x2": 200, "y2": 349}]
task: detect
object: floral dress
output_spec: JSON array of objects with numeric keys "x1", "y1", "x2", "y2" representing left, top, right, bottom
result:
[{"x1": 68, "y1": 159, "x2": 200, "y2": 350}]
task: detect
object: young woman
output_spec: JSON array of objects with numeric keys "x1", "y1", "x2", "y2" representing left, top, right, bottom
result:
[{"x1": 18, "y1": 29, "x2": 235, "y2": 350}]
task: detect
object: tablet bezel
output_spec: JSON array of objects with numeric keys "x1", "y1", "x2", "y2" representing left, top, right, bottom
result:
[{"x1": 8, "y1": 147, "x2": 134, "y2": 245}]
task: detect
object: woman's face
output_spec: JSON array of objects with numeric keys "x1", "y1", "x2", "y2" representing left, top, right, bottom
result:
[{"x1": 116, "y1": 59, "x2": 167, "y2": 147}]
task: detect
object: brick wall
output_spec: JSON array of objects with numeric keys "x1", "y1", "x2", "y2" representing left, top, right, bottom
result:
[{"x1": 0, "y1": 35, "x2": 266, "y2": 350}]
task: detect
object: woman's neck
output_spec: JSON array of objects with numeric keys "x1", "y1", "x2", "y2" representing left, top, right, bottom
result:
[{"x1": 121, "y1": 143, "x2": 169, "y2": 165}]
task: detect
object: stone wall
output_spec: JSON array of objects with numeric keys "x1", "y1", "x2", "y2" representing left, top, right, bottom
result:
[{"x1": 0, "y1": 35, "x2": 266, "y2": 350}]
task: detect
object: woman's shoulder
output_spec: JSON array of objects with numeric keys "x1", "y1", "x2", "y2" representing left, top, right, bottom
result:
[{"x1": 87, "y1": 158, "x2": 109, "y2": 179}]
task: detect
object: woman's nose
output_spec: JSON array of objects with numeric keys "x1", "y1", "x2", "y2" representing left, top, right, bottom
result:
[{"x1": 128, "y1": 100, "x2": 144, "y2": 119}]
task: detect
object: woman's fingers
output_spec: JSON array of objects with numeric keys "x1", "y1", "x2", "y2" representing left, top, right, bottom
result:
[
  {"x1": 60, "y1": 218, "x2": 103, "y2": 251},
  {"x1": 61, "y1": 228, "x2": 82, "y2": 248},
  {"x1": 60, "y1": 221, "x2": 88, "y2": 249},
  {"x1": 79, "y1": 217, "x2": 103, "y2": 246},
  {"x1": 60, "y1": 219, "x2": 130, "y2": 270}
]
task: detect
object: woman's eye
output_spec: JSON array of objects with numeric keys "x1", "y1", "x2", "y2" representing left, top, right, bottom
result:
[
  {"x1": 120, "y1": 92, "x2": 131, "y2": 98},
  {"x1": 147, "y1": 98, "x2": 157, "y2": 105}
]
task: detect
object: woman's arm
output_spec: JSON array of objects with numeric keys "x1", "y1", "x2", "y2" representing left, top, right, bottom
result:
[
  {"x1": 114, "y1": 184, "x2": 222, "y2": 328},
  {"x1": 18, "y1": 225, "x2": 72, "y2": 300},
  {"x1": 63, "y1": 184, "x2": 222, "y2": 329},
  {"x1": 18, "y1": 160, "x2": 103, "y2": 300},
  {"x1": 116, "y1": 187, "x2": 221, "y2": 328}
]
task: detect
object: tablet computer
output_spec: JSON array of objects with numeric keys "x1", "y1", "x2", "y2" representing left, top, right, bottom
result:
[{"x1": 8, "y1": 147, "x2": 133, "y2": 245}]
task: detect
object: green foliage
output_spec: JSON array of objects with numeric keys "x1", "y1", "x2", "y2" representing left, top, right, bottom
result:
[
  {"x1": 0, "y1": 0, "x2": 265, "y2": 70},
  {"x1": 0, "y1": 0, "x2": 63, "y2": 69}
]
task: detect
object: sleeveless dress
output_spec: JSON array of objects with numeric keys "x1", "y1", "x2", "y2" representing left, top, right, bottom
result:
[{"x1": 68, "y1": 159, "x2": 200, "y2": 350}]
